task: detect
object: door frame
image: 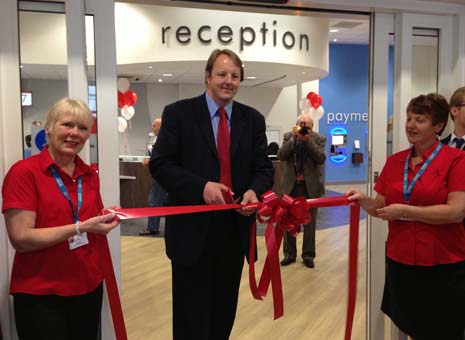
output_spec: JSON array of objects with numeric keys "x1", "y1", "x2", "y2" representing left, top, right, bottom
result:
[
  {"x1": 369, "y1": 9, "x2": 465, "y2": 340},
  {"x1": 0, "y1": 1, "x2": 118, "y2": 339}
]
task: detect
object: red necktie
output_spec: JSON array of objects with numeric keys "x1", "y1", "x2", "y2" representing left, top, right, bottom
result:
[{"x1": 217, "y1": 107, "x2": 232, "y2": 188}]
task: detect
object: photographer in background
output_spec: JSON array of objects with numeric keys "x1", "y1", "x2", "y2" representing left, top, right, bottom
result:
[{"x1": 278, "y1": 114, "x2": 326, "y2": 268}]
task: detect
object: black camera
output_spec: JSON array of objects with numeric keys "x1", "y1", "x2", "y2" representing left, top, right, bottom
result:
[{"x1": 296, "y1": 122, "x2": 310, "y2": 136}]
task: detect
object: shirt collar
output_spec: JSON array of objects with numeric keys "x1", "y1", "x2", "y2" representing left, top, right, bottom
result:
[
  {"x1": 451, "y1": 131, "x2": 464, "y2": 144},
  {"x1": 410, "y1": 139, "x2": 440, "y2": 162},
  {"x1": 205, "y1": 92, "x2": 233, "y2": 120},
  {"x1": 38, "y1": 146, "x2": 94, "y2": 178}
]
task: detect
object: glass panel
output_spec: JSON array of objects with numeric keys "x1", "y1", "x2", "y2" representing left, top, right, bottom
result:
[
  {"x1": 387, "y1": 34, "x2": 395, "y2": 157},
  {"x1": 86, "y1": 15, "x2": 98, "y2": 168},
  {"x1": 411, "y1": 28, "x2": 439, "y2": 96},
  {"x1": 19, "y1": 10, "x2": 68, "y2": 158}
]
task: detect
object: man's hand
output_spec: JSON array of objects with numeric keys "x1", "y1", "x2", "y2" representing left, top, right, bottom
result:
[
  {"x1": 203, "y1": 181, "x2": 233, "y2": 205},
  {"x1": 236, "y1": 189, "x2": 259, "y2": 216},
  {"x1": 142, "y1": 158, "x2": 150, "y2": 166}
]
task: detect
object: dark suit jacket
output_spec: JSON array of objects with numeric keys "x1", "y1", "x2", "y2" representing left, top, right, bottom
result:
[
  {"x1": 150, "y1": 94, "x2": 274, "y2": 265},
  {"x1": 441, "y1": 134, "x2": 452, "y2": 146},
  {"x1": 277, "y1": 131, "x2": 326, "y2": 198}
]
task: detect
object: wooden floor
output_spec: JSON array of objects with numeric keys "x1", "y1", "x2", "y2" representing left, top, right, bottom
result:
[{"x1": 121, "y1": 221, "x2": 367, "y2": 340}]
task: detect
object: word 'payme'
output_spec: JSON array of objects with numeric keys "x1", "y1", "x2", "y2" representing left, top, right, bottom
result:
[{"x1": 327, "y1": 112, "x2": 368, "y2": 124}]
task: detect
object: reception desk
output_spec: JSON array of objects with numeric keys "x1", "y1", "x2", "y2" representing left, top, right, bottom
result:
[
  {"x1": 120, "y1": 159, "x2": 152, "y2": 208},
  {"x1": 119, "y1": 158, "x2": 282, "y2": 208}
]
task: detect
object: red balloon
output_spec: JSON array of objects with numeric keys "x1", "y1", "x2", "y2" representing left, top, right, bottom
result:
[
  {"x1": 306, "y1": 91, "x2": 315, "y2": 101},
  {"x1": 117, "y1": 91, "x2": 124, "y2": 108},
  {"x1": 311, "y1": 94, "x2": 323, "y2": 109},
  {"x1": 123, "y1": 90, "x2": 138, "y2": 107}
]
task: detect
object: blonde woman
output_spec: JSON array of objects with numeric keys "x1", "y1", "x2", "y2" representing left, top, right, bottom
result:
[{"x1": 2, "y1": 98, "x2": 119, "y2": 340}]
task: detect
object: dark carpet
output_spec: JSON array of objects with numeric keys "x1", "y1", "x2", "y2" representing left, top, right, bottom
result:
[{"x1": 120, "y1": 189, "x2": 366, "y2": 237}]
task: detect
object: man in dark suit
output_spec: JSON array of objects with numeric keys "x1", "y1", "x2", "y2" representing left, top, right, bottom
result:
[
  {"x1": 441, "y1": 87, "x2": 465, "y2": 149},
  {"x1": 278, "y1": 114, "x2": 326, "y2": 269},
  {"x1": 150, "y1": 49, "x2": 274, "y2": 340}
]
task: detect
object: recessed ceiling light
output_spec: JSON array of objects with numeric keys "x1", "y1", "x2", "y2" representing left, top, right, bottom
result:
[
  {"x1": 330, "y1": 29, "x2": 339, "y2": 33},
  {"x1": 333, "y1": 39, "x2": 338, "y2": 42},
  {"x1": 301, "y1": 71, "x2": 306, "y2": 75},
  {"x1": 148, "y1": 66, "x2": 153, "y2": 69},
  {"x1": 162, "y1": 73, "x2": 173, "y2": 77},
  {"x1": 246, "y1": 76, "x2": 256, "y2": 80},
  {"x1": 158, "y1": 79, "x2": 163, "y2": 83},
  {"x1": 20, "y1": 65, "x2": 23, "y2": 69}
]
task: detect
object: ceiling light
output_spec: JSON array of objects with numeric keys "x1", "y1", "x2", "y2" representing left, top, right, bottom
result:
[
  {"x1": 148, "y1": 66, "x2": 153, "y2": 69},
  {"x1": 330, "y1": 29, "x2": 339, "y2": 33},
  {"x1": 162, "y1": 73, "x2": 173, "y2": 77},
  {"x1": 20, "y1": 65, "x2": 23, "y2": 69},
  {"x1": 246, "y1": 76, "x2": 257, "y2": 80},
  {"x1": 333, "y1": 39, "x2": 338, "y2": 42},
  {"x1": 158, "y1": 79, "x2": 163, "y2": 83}
]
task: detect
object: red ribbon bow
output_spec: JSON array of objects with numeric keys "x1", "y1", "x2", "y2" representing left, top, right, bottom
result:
[{"x1": 249, "y1": 191, "x2": 312, "y2": 319}]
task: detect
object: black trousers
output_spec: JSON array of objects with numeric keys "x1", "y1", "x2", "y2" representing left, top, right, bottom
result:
[
  {"x1": 13, "y1": 283, "x2": 103, "y2": 340},
  {"x1": 283, "y1": 182, "x2": 317, "y2": 260},
  {"x1": 171, "y1": 212, "x2": 244, "y2": 340}
]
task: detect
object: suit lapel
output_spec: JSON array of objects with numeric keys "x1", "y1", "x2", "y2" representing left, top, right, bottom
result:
[
  {"x1": 194, "y1": 96, "x2": 218, "y2": 157},
  {"x1": 230, "y1": 103, "x2": 245, "y2": 159}
]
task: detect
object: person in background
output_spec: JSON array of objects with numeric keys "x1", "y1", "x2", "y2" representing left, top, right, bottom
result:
[
  {"x1": 346, "y1": 93, "x2": 465, "y2": 340},
  {"x1": 2, "y1": 98, "x2": 119, "y2": 340},
  {"x1": 150, "y1": 49, "x2": 274, "y2": 340},
  {"x1": 441, "y1": 86, "x2": 465, "y2": 150},
  {"x1": 23, "y1": 134, "x2": 32, "y2": 159},
  {"x1": 139, "y1": 117, "x2": 167, "y2": 236},
  {"x1": 267, "y1": 141, "x2": 280, "y2": 160},
  {"x1": 278, "y1": 114, "x2": 326, "y2": 268}
]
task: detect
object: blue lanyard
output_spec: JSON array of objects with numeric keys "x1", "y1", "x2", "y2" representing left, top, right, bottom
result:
[
  {"x1": 50, "y1": 165, "x2": 82, "y2": 223},
  {"x1": 403, "y1": 142, "x2": 442, "y2": 203}
]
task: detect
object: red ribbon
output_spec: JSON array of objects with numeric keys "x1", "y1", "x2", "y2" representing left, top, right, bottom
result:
[
  {"x1": 101, "y1": 237, "x2": 128, "y2": 340},
  {"x1": 105, "y1": 193, "x2": 360, "y2": 340}
]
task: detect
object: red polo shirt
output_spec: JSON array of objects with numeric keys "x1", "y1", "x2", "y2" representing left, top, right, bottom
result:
[
  {"x1": 375, "y1": 141, "x2": 465, "y2": 266},
  {"x1": 2, "y1": 147, "x2": 105, "y2": 295}
]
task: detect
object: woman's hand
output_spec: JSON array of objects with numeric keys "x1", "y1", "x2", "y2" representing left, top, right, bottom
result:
[
  {"x1": 376, "y1": 204, "x2": 406, "y2": 221},
  {"x1": 345, "y1": 188, "x2": 367, "y2": 204},
  {"x1": 79, "y1": 213, "x2": 119, "y2": 235}
]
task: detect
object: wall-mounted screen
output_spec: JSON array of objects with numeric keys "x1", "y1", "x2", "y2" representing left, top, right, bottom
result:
[
  {"x1": 21, "y1": 91, "x2": 32, "y2": 106},
  {"x1": 332, "y1": 134, "x2": 345, "y2": 145}
]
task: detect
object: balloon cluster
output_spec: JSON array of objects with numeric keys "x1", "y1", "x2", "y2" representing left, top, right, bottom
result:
[
  {"x1": 117, "y1": 78, "x2": 138, "y2": 133},
  {"x1": 299, "y1": 92, "x2": 324, "y2": 122}
]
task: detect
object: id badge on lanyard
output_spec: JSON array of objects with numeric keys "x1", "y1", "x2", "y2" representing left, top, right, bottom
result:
[{"x1": 50, "y1": 166, "x2": 89, "y2": 250}]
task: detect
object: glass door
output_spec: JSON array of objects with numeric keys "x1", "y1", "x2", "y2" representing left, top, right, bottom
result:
[{"x1": 369, "y1": 11, "x2": 456, "y2": 340}]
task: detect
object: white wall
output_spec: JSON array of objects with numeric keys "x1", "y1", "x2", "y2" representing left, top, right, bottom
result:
[{"x1": 118, "y1": 81, "x2": 300, "y2": 155}]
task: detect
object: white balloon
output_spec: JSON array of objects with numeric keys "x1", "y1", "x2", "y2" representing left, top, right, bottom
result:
[
  {"x1": 121, "y1": 105, "x2": 135, "y2": 120},
  {"x1": 117, "y1": 78, "x2": 130, "y2": 93},
  {"x1": 309, "y1": 106, "x2": 324, "y2": 122},
  {"x1": 118, "y1": 116, "x2": 128, "y2": 133},
  {"x1": 315, "y1": 106, "x2": 324, "y2": 120}
]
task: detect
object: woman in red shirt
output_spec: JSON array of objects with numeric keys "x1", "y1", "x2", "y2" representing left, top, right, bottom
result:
[
  {"x1": 347, "y1": 93, "x2": 465, "y2": 340},
  {"x1": 2, "y1": 98, "x2": 119, "y2": 340}
]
